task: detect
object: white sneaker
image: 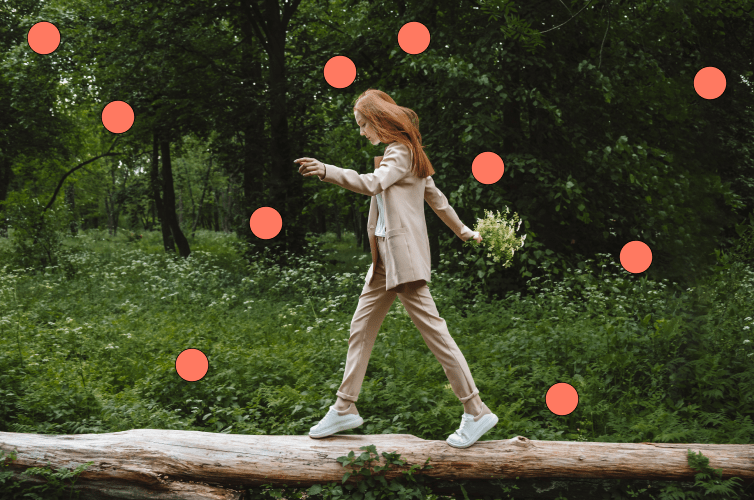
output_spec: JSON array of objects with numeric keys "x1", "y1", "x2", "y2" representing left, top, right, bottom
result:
[
  {"x1": 309, "y1": 403, "x2": 364, "y2": 439},
  {"x1": 446, "y1": 403, "x2": 498, "y2": 449}
]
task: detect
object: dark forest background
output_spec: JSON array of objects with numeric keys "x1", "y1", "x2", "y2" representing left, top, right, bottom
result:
[{"x1": 1, "y1": 0, "x2": 752, "y2": 298}]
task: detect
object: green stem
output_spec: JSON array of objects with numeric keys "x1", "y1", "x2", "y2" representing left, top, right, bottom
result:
[
  {"x1": 13, "y1": 287, "x2": 25, "y2": 370},
  {"x1": 78, "y1": 336, "x2": 87, "y2": 391},
  {"x1": 401, "y1": 329, "x2": 406, "y2": 378}
]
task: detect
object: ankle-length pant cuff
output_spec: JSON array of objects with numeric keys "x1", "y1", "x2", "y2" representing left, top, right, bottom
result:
[
  {"x1": 458, "y1": 388, "x2": 479, "y2": 403},
  {"x1": 336, "y1": 391, "x2": 358, "y2": 402}
]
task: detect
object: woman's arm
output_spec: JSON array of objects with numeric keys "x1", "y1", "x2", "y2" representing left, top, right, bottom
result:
[
  {"x1": 424, "y1": 176, "x2": 477, "y2": 241},
  {"x1": 317, "y1": 143, "x2": 411, "y2": 196}
]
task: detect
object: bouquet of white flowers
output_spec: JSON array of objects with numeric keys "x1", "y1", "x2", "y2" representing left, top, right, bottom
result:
[{"x1": 464, "y1": 207, "x2": 526, "y2": 268}]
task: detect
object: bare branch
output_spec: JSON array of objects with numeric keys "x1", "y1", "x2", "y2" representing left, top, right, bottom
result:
[
  {"x1": 557, "y1": 0, "x2": 573, "y2": 16},
  {"x1": 44, "y1": 137, "x2": 125, "y2": 212},
  {"x1": 598, "y1": 0, "x2": 611, "y2": 69},
  {"x1": 540, "y1": 0, "x2": 594, "y2": 34}
]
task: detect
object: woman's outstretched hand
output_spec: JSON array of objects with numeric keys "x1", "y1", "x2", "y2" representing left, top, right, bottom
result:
[
  {"x1": 472, "y1": 231, "x2": 482, "y2": 243},
  {"x1": 295, "y1": 157, "x2": 325, "y2": 178}
]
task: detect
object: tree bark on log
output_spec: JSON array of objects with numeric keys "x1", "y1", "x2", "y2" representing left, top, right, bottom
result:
[{"x1": 1, "y1": 431, "x2": 752, "y2": 500}]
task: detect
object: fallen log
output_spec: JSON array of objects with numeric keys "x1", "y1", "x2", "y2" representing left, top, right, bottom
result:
[{"x1": 1, "y1": 430, "x2": 752, "y2": 500}]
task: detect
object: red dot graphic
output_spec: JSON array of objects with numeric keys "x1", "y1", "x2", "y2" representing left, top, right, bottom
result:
[
  {"x1": 397, "y1": 22, "x2": 431, "y2": 55},
  {"x1": 546, "y1": 383, "x2": 579, "y2": 416},
  {"x1": 694, "y1": 67, "x2": 726, "y2": 100},
  {"x1": 472, "y1": 152, "x2": 505, "y2": 184},
  {"x1": 102, "y1": 101, "x2": 135, "y2": 134},
  {"x1": 324, "y1": 56, "x2": 357, "y2": 89},
  {"x1": 250, "y1": 207, "x2": 282, "y2": 239},
  {"x1": 27, "y1": 22, "x2": 60, "y2": 55},
  {"x1": 176, "y1": 349, "x2": 208, "y2": 382},
  {"x1": 620, "y1": 240, "x2": 652, "y2": 274}
]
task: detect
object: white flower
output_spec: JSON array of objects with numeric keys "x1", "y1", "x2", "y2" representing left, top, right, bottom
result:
[{"x1": 745, "y1": 326, "x2": 751, "y2": 331}]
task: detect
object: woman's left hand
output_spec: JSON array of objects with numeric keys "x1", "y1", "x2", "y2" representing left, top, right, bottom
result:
[
  {"x1": 295, "y1": 157, "x2": 325, "y2": 178},
  {"x1": 473, "y1": 231, "x2": 482, "y2": 243}
]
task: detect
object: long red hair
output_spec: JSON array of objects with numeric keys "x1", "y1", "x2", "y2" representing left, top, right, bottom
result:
[{"x1": 353, "y1": 89, "x2": 435, "y2": 178}]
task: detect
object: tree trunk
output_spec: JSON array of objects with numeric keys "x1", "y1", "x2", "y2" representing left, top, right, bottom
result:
[
  {"x1": 152, "y1": 131, "x2": 175, "y2": 253},
  {"x1": 334, "y1": 206, "x2": 341, "y2": 241},
  {"x1": 178, "y1": 189, "x2": 184, "y2": 228},
  {"x1": 1, "y1": 431, "x2": 751, "y2": 500},
  {"x1": 104, "y1": 190, "x2": 115, "y2": 237},
  {"x1": 350, "y1": 203, "x2": 358, "y2": 246},
  {"x1": 0, "y1": 158, "x2": 13, "y2": 237},
  {"x1": 315, "y1": 208, "x2": 326, "y2": 235},
  {"x1": 160, "y1": 139, "x2": 191, "y2": 258},
  {"x1": 191, "y1": 155, "x2": 213, "y2": 239},
  {"x1": 212, "y1": 190, "x2": 220, "y2": 232},
  {"x1": 65, "y1": 183, "x2": 78, "y2": 236},
  {"x1": 259, "y1": 2, "x2": 304, "y2": 256},
  {"x1": 223, "y1": 179, "x2": 232, "y2": 233},
  {"x1": 182, "y1": 158, "x2": 195, "y2": 227}
]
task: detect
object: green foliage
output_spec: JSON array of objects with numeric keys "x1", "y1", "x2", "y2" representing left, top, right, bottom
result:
[
  {"x1": 640, "y1": 449, "x2": 748, "y2": 500},
  {"x1": 0, "y1": 193, "x2": 74, "y2": 274},
  {"x1": 249, "y1": 445, "x2": 440, "y2": 500},
  {"x1": 0, "y1": 449, "x2": 93, "y2": 500},
  {"x1": 0, "y1": 229, "x2": 752, "y2": 499}
]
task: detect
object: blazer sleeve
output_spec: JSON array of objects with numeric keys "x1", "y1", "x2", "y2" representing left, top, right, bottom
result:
[
  {"x1": 424, "y1": 176, "x2": 476, "y2": 242},
  {"x1": 318, "y1": 142, "x2": 411, "y2": 196}
]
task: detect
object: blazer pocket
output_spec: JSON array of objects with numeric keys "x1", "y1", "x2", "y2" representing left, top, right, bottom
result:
[
  {"x1": 386, "y1": 227, "x2": 408, "y2": 238},
  {"x1": 385, "y1": 227, "x2": 414, "y2": 282}
]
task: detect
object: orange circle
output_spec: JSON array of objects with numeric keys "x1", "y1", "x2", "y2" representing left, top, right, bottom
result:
[
  {"x1": 545, "y1": 383, "x2": 579, "y2": 416},
  {"x1": 472, "y1": 152, "x2": 505, "y2": 184},
  {"x1": 102, "y1": 101, "x2": 135, "y2": 134},
  {"x1": 694, "y1": 67, "x2": 726, "y2": 100},
  {"x1": 176, "y1": 349, "x2": 208, "y2": 382},
  {"x1": 324, "y1": 56, "x2": 357, "y2": 89},
  {"x1": 250, "y1": 207, "x2": 282, "y2": 239},
  {"x1": 620, "y1": 240, "x2": 652, "y2": 273},
  {"x1": 28, "y1": 22, "x2": 60, "y2": 55},
  {"x1": 397, "y1": 22, "x2": 431, "y2": 55}
]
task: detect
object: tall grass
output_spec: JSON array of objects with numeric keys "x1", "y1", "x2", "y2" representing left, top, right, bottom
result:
[{"x1": 0, "y1": 227, "x2": 752, "y2": 496}]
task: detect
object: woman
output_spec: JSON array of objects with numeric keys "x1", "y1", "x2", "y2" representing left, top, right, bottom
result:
[{"x1": 294, "y1": 89, "x2": 498, "y2": 449}]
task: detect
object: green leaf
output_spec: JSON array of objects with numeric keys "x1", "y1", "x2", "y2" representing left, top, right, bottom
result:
[
  {"x1": 645, "y1": 196, "x2": 651, "y2": 203},
  {"x1": 578, "y1": 204, "x2": 585, "y2": 211},
  {"x1": 555, "y1": 204, "x2": 560, "y2": 212},
  {"x1": 464, "y1": 124, "x2": 473, "y2": 132},
  {"x1": 473, "y1": 102, "x2": 482, "y2": 107},
  {"x1": 309, "y1": 484, "x2": 322, "y2": 495},
  {"x1": 477, "y1": 270, "x2": 485, "y2": 278},
  {"x1": 528, "y1": 259, "x2": 536, "y2": 265}
]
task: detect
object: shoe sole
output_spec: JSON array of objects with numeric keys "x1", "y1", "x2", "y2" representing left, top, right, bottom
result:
[
  {"x1": 309, "y1": 415, "x2": 364, "y2": 439},
  {"x1": 446, "y1": 413, "x2": 499, "y2": 449}
]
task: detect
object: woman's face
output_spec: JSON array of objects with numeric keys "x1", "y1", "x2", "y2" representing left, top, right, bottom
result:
[{"x1": 354, "y1": 109, "x2": 380, "y2": 146}]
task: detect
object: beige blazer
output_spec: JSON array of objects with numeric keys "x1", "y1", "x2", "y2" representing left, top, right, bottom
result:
[{"x1": 319, "y1": 141, "x2": 475, "y2": 292}]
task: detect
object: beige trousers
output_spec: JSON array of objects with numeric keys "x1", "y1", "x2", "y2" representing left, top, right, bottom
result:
[{"x1": 336, "y1": 235, "x2": 480, "y2": 404}]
